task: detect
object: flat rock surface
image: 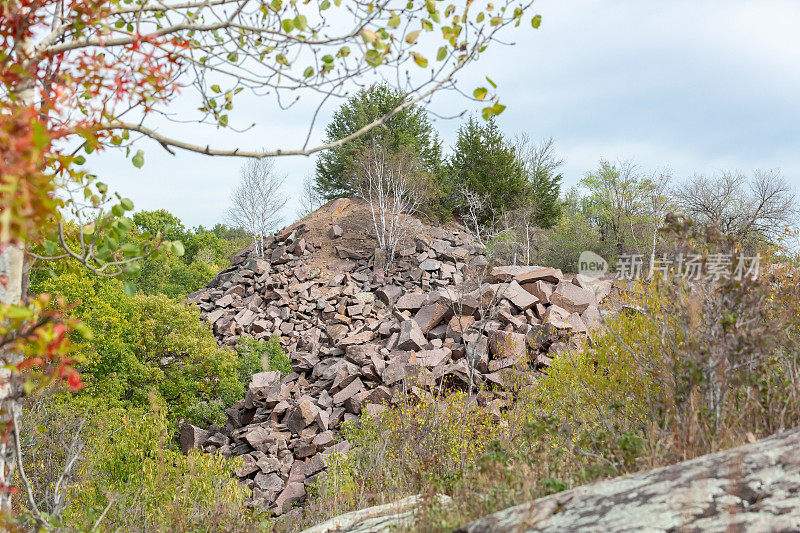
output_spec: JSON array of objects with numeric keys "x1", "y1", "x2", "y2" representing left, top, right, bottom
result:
[{"x1": 455, "y1": 426, "x2": 800, "y2": 533}]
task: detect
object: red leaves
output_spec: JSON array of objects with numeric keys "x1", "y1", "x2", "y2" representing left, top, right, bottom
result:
[
  {"x1": 3, "y1": 295, "x2": 87, "y2": 395},
  {"x1": 59, "y1": 365, "x2": 84, "y2": 391},
  {"x1": 2, "y1": 0, "x2": 188, "y2": 244}
]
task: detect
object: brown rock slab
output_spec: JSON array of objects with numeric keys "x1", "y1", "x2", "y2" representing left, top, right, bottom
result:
[
  {"x1": 397, "y1": 319, "x2": 427, "y2": 351},
  {"x1": 503, "y1": 280, "x2": 539, "y2": 311},
  {"x1": 487, "y1": 330, "x2": 527, "y2": 360},
  {"x1": 413, "y1": 302, "x2": 451, "y2": 334},
  {"x1": 179, "y1": 423, "x2": 209, "y2": 454},
  {"x1": 514, "y1": 266, "x2": 563, "y2": 284},
  {"x1": 550, "y1": 281, "x2": 595, "y2": 313}
]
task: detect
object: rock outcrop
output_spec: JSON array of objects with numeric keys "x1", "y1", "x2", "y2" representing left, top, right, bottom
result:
[{"x1": 456, "y1": 427, "x2": 800, "y2": 532}]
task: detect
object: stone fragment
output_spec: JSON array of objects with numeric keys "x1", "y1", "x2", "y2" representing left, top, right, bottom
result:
[
  {"x1": 413, "y1": 302, "x2": 451, "y2": 334},
  {"x1": 274, "y1": 482, "x2": 306, "y2": 515},
  {"x1": 550, "y1": 281, "x2": 595, "y2": 314},
  {"x1": 285, "y1": 400, "x2": 318, "y2": 434},
  {"x1": 503, "y1": 280, "x2": 539, "y2": 311},
  {"x1": 332, "y1": 377, "x2": 365, "y2": 406},
  {"x1": 328, "y1": 225, "x2": 343, "y2": 239},
  {"x1": 397, "y1": 319, "x2": 427, "y2": 351},
  {"x1": 567, "y1": 313, "x2": 588, "y2": 334},
  {"x1": 179, "y1": 423, "x2": 209, "y2": 454},
  {"x1": 524, "y1": 280, "x2": 554, "y2": 303},
  {"x1": 515, "y1": 267, "x2": 564, "y2": 285},
  {"x1": 255, "y1": 472, "x2": 284, "y2": 492},
  {"x1": 487, "y1": 330, "x2": 527, "y2": 360},
  {"x1": 420, "y1": 259, "x2": 442, "y2": 271},
  {"x1": 572, "y1": 274, "x2": 612, "y2": 302},
  {"x1": 375, "y1": 285, "x2": 403, "y2": 306},
  {"x1": 396, "y1": 292, "x2": 427, "y2": 311},
  {"x1": 543, "y1": 305, "x2": 572, "y2": 330}
]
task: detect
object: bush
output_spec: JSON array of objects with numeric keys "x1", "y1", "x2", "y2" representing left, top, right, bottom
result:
[
  {"x1": 32, "y1": 271, "x2": 245, "y2": 427},
  {"x1": 20, "y1": 394, "x2": 269, "y2": 532},
  {"x1": 236, "y1": 336, "x2": 291, "y2": 376},
  {"x1": 534, "y1": 193, "x2": 612, "y2": 271},
  {"x1": 308, "y1": 392, "x2": 503, "y2": 522}
]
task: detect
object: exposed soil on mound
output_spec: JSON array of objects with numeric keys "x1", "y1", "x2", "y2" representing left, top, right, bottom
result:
[{"x1": 277, "y1": 197, "x2": 463, "y2": 282}]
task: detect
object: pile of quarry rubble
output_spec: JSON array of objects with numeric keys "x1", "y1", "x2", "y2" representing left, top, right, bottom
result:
[{"x1": 181, "y1": 200, "x2": 613, "y2": 517}]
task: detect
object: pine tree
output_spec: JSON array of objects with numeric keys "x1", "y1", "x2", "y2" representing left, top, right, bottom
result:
[
  {"x1": 447, "y1": 117, "x2": 528, "y2": 222},
  {"x1": 314, "y1": 84, "x2": 443, "y2": 200},
  {"x1": 528, "y1": 166, "x2": 562, "y2": 227},
  {"x1": 515, "y1": 136, "x2": 563, "y2": 228}
]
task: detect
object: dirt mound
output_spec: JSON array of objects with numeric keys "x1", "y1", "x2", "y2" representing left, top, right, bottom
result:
[{"x1": 273, "y1": 197, "x2": 457, "y2": 282}]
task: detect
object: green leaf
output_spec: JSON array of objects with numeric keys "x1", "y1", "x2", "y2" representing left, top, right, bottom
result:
[
  {"x1": 532, "y1": 15, "x2": 542, "y2": 28},
  {"x1": 388, "y1": 12, "x2": 400, "y2": 28},
  {"x1": 473, "y1": 87, "x2": 488, "y2": 101},
  {"x1": 120, "y1": 243, "x2": 140, "y2": 255},
  {"x1": 294, "y1": 15, "x2": 307, "y2": 30},
  {"x1": 211, "y1": 84, "x2": 221, "y2": 93},
  {"x1": 492, "y1": 102, "x2": 506, "y2": 115},
  {"x1": 282, "y1": 19, "x2": 294, "y2": 33},
  {"x1": 320, "y1": 0, "x2": 330, "y2": 9},
  {"x1": 364, "y1": 49, "x2": 382, "y2": 66},
  {"x1": 172, "y1": 240, "x2": 185, "y2": 256},
  {"x1": 304, "y1": 66, "x2": 314, "y2": 77},
  {"x1": 405, "y1": 30, "x2": 421, "y2": 44},
  {"x1": 123, "y1": 281, "x2": 137, "y2": 296},
  {"x1": 486, "y1": 76, "x2": 497, "y2": 88},
  {"x1": 436, "y1": 46, "x2": 447, "y2": 61},
  {"x1": 411, "y1": 52, "x2": 428, "y2": 68},
  {"x1": 120, "y1": 198, "x2": 134, "y2": 211},
  {"x1": 123, "y1": 262, "x2": 142, "y2": 276},
  {"x1": 74, "y1": 155, "x2": 86, "y2": 165},
  {"x1": 131, "y1": 150, "x2": 144, "y2": 168},
  {"x1": 43, "y1": 240, "x2": 57, "y2": 255},
  {"x1": 477, "y1": 12, "x2": 484, "y2": 23}
]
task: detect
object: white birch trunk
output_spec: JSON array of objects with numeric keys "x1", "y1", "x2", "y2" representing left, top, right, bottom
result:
[{"x1": 0, "y1": 27, "x2": 34, "y2": 511}]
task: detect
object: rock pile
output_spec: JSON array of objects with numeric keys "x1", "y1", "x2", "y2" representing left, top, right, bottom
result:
[{"x1": 182, "y1": 212, "x2": 611, "y2": 516}]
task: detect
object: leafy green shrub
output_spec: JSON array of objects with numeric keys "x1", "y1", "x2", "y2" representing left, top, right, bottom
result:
[
  {"x1": 32, "y1": 271, "x2": 244, "y2": 426},
  {"x1": 309, "y1": 391, "x2": 502, "y2": 521},
  {"x1": 22, "y1": 395, "x2": 268, "y2": 532},
  {"x1": 535, "y1": 205, "x2": 611, "y2": 271},
  {"x1": 236, "y1": 336, "x2": 291, "y2": 377}
]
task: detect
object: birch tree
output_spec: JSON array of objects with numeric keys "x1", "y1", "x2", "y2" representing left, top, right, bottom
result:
[
  {"x1": 356, "y1": 143, "x2": 427, "y2": 268},
  {"x1": 227, "y1": 159, "x2": 287, "y2": 257}
]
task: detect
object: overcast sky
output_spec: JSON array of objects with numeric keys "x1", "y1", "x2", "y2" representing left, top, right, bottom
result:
[{"x1": 90, "y1": 0, "x2": 800, "y2": 229}]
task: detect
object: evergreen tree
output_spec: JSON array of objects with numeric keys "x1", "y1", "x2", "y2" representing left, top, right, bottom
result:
[
  {"x1": 314, "y1": 83, "x2": 443, "y2": 200},
  {"x1": 528, "y1": 166, "x2": 562, "y2": 227},
  {"x1": 516, "y1": 136, "x2": 563, "y2": 228},
  {"x1": 447, "y1": 117, "x2": 528, "y2": 222}
]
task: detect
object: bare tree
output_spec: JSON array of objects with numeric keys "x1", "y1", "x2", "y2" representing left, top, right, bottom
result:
[
  {"x1": 356, "y1": 144, "x2": 426, "y2": 269},
  {"x1": 227, "y1": 159, "x2": 287, "y2": 257},
  {"x1": 298, "y1": 175, "x2": 325, "y2": 219},
  {"x1": 515, "y1": 135, "x2": 565, "y2": 177},
  {"x1": 673, "y1": 169, "x2": 797, "y2": 248}
]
